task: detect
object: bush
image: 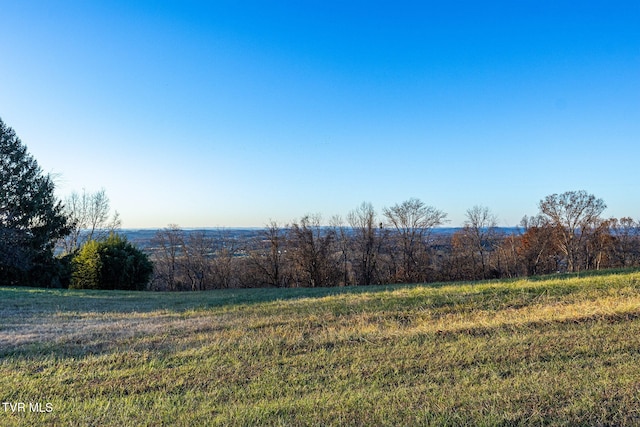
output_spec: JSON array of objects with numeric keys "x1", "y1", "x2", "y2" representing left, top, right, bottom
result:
[{"x1": 70, "y1": 234, "x2": 153, "y2": 290}]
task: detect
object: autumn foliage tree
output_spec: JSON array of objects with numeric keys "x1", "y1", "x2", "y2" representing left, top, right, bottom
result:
[{"x1": 518, "y1": 215, "x2": 559, "y2": 276}]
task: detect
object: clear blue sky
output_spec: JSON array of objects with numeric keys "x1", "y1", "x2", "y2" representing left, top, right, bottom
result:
[{"x1": 1, "y1": 1, "x2": 638, "y2": 228}]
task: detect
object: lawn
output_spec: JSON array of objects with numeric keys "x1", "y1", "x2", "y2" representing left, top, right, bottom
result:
[{"x1": 2, "y1": 270, "x2": 640, "y2": 425}]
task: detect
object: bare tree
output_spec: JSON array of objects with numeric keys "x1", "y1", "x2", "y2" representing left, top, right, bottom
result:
[
  {"x1": 383, "y1": 198, "x2": 447, "y2": 283},
  {"x1": 247, "y1": 221, "x2": 289, "y2": 287},
  {"x1": 348, "y1": 202, "x2": 382, "y2": 286},
  {"x1": 584, "y1": 218, "x2": 615, "y2": 270},
  {"x1": 151, "y1": 227, "x2": 241, "y2": 290},
  {"x1": 289, "y1": 214, "x2": 339, "y2": 287},
  {"x1": 150, "y1": 225, "x2": 184, "y2": 291},
  {"x1": 330, "y1": 215, "x2": 354, "y2": 287},
  {"x1": 462, "y1": 205, "x2": 500, "y2": 279},
  {"x1": 609, "y1": 217, "x2": 640, "y2": 267},
  {"x1": 61, "y1": 188, "x2": 121, "y2": 253},
  {"x1": 496, "y1": 233, "x2": 522, "y2": 278},
  {"x1": 538, "y1": 190, "x2": 606, "y2": 272},
  {"x1": 182, "y1": 230, "x2": 216, "y2": 291},
  {"x1": 209, "y1": 229, "x2": 240, "y2": 289}
]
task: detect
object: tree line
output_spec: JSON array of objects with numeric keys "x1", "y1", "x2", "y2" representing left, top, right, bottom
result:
[
  {"x1": 2, "y1": 116, "x2": 639, "y2": 291},
  {"x1": 148, "y1": 194, "x2": 640, "y2": 291}
]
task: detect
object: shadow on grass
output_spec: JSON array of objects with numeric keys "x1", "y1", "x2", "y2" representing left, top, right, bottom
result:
[
  {"x1": 524, "y1": 267, "x2": 640, "y2": 282},
  {"x1": 2, "y1": 267, "x2": 639, "y2": 316},
  {"x1": 0, "y1": 284, "x2": 418, "y2": 315},
  {"x1": 1, "y1": 267, "x2": 639, "y2": 361}
]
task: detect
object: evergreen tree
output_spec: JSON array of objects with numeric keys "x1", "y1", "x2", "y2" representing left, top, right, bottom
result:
[
  {"x1": 0, "y1": 118, "x2": 71, "y2": 286},
  {"x1": 70, "y1": 240, "x2": 102, "y2": 290}
]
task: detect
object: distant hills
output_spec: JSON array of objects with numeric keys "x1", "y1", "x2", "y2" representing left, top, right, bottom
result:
[{"x1": 119, "y1": 227, "x2": 523, "y2": 251}]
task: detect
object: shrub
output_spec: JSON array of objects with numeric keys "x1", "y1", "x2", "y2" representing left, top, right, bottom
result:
[{"x1": 70, "y1": 234, "x2": 153, "y2": 290}]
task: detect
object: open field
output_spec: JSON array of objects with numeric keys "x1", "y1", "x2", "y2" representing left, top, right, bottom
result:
[{"x1": 2, "y1": 270, "x2": 640, "y2": 425}]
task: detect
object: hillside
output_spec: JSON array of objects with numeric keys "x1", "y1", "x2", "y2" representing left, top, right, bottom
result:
[{"x1": 2, "y1": 270, "x2": 640, "y2": 425}]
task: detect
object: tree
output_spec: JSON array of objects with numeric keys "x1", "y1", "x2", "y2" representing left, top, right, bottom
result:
[
  {"x1": 181, "y1": 230, "x2": 216, "y2": 291},
  {"x1": 518, "y1": 215, "x2": 559, "y2": 276},
  {"x1": 461, "y1": 205, "x2": 500, "y2": 279},
  {"x1": 348, "y1": 202, "x2": 382, "y2": 286},
  {"x1": 609, "y1": 217, "x2": 640, "y2": 267},
  {"x1": 289, "y1": 214, "x2": 339, "y2": 287},
  {"x1": 247, "y1": 221, "x2": 289, "y2": 288},
  {"x1": 209, "y1": 229, "x2": 239, "y2": 289},
  {"x1": 70, "y1": 234, "x2": 152, "y2": 290},
  {"x1": 383, "y1": 198, "x2": 447, "y2": 283},
  {"x1": 0, "y1": 118, "x2": 71, "y2": 286},
  {"x1": 584, "y1": 218, "x2": 615, "y2": 270},
  {"x1": 61, "y1": 188, "x2": 121, "y2": 254},
  {"x1": 70, "y1": 240, "x2": 102, "y2": 290},
  {"x1": 0, "y1": 228, "x2": 32, "y2": 279},
  {"x1": 150, "y1": 225, "x2": 185, "y2": 291},
  {"x1": 496, "y1": 233, "x2": 523, "y2": 279},
  {"x1": 99, "y1": 234, "x2": 153, "y2": 290},
  {"x1": 538, "y1": 190, "x2": 606, "y2": 272},
  {"x1": 331, "y1": 215, "x2": 352, "y2": 286},
  {"x1": 447, "y1": 230, "x2": 476, "y2": 280}
]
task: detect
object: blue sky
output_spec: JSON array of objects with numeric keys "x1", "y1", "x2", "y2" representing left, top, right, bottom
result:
[{"x1": 1, "y1": 1, "x2": 638, "y2": 228}]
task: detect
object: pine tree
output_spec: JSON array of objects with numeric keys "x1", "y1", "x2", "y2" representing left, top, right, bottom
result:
[
  {"x1": 70, "y1": 240, "x2": 102, "y2": 289},
  {"x1": 0, "y1": 118, "x2": 71, "y2": 286}
]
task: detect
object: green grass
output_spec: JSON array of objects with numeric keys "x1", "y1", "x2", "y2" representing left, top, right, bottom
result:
[{"x1": 2, "y1": 269, "x2": 640, "y2": 425}]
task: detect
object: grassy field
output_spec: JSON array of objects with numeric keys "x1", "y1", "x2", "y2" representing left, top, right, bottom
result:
[{"x1": 2, "y1": 270, "x2": 640, "y2": 426}]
